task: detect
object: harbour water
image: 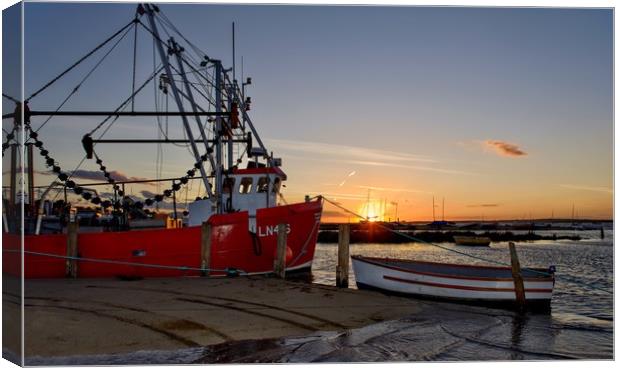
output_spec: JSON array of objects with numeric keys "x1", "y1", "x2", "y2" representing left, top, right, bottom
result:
[
  {"x1": 23, "y1": 230, "x2": 613, "y2": 364},
  {"x1": 308, "y1": 229, "x2": 613, "y2": 360}
]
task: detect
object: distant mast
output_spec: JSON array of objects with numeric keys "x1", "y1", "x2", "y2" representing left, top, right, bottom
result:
[
  {"x1": 366, "y1": 189, "x2": 371, "y2": 221},
  {"x1": 442, "y1": 197, "x2": 445, "y2": 222}
]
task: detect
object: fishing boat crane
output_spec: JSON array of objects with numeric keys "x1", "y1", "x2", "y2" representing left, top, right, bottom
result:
[{"x1": 2, "y1": 3, "x2": 323, "y2": 279}]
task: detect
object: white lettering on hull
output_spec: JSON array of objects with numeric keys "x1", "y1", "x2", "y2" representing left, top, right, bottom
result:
[{"x1": 258, "y1": 224, "x2": 291, "y2": 237}]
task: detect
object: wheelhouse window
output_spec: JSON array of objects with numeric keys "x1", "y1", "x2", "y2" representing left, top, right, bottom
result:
[
  {"x1": 257, "y1": 177, "x2": 270, "y2": 193},
  {"x1": 272, "y1": 177, "x2": 281, "y2": 194},
  {"x1": 223, "y1": 177, "x2": 235, "y2": 194},
  {"x1": 239, "y1": 177, "x2": 253, "y2": 194}
]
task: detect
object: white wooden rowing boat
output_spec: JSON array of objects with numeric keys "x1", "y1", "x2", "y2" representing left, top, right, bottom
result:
[{"x1": 351, "y1": 255, "x2": 555, "y2": 310}]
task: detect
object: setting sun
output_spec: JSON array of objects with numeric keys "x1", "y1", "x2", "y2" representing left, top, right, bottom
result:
[{"x1": 359, "y1": 201, "x2": 385, "y2": 222}]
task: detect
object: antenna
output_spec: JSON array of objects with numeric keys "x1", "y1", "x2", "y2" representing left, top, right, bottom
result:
[
  {"x1": 432, "y1": 196, "x2": 435, "y2": 222},
  {"x1": 232, "y1": 22, "x2": 236, "y2": 81},
  {"x1": 366, "y1": 189, "x2": 371, "y2": 220}
]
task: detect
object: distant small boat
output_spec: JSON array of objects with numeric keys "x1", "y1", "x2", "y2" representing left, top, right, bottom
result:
[
  {"x1": 453, "y1": 235, "x2": 491, "y2": 246},
  {"x1": 351, "y1": 255, "x2": 555, "y2": 311}
]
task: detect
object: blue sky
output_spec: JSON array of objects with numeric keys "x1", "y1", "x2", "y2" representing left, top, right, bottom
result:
[{"x1": 3, "y1": 3, "x2": 613, "y2": 220}]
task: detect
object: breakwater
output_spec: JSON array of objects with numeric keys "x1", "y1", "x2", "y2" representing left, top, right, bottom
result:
[{"x1": 316, "y1": 229, "x2": 580, "y2": 244}]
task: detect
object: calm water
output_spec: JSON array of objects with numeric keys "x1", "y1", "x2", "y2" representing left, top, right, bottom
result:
[
  {"x1": 306, "y1": 229, "x2": 613, "y2": 360},
  {"x1": 26, "y1": 230, "x2": 613, "y2": 364}
]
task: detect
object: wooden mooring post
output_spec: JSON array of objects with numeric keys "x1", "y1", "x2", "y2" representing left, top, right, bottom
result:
[
  {"x1": 201, "y1": 222, "x2": 212, "y2": 276},
  {"x1": 337, "y1": 224, "x2": 350, "y2": 288},
  {"x1": 66, "y1": 222, "x2": 79, "y2": 278},
  {"x1": 274, "y1": 223, "x2": 287, "y2": 279},
  {"x1": 508, "y1": 242, "x2": 526, "y2": 311}
]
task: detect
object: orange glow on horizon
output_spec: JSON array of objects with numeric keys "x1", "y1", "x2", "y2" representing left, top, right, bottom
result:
[{"x1": 358, "y1": 201, "x2": 387, "y2": 222}]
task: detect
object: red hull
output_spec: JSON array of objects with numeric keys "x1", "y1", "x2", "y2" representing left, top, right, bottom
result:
[{"x1": 3, "y1": 199, "x2": 322, "y2": 278}]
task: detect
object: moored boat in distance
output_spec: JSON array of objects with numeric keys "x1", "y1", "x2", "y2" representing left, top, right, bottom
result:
[
  {"x1": 453, "y1": 235, "x2": 491, "y2": 246},
  {"x1": 351, "y1": 255, "x2": 555, "y2": 311}
]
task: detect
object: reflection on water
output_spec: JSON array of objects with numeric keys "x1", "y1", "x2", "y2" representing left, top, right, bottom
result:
[
  {"x1": 313, "y1": 230, "x2": 614, "y2": 321},
  {"x1": 308, "y1": 232, "x2": 613, "y2": 360}
]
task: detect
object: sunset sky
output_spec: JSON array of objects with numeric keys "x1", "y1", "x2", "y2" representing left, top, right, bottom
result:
[{"x1": 2, "y1": 3, "x2": 613, "y2": 221}]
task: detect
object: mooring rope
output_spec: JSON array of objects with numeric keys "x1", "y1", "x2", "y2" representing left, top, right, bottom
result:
[
  {"x1": 320, "y1": 196, "x2": 613, "y2": 295},
  {"x1": 4, "y1": 249, "x2": 247, "y2": 276}
]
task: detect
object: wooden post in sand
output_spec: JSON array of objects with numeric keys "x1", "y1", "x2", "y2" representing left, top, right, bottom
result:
[
  {"x1": 274, "y1": 223, "x2": 287, "y2": 279},
  {"x1": 66, "y1": 222, "x2": 79, "y2": 278},
  {"x1": 337, "y1": 224, "x2": 350, "y2": 288},
  {"x1": 201, "y1": 222, "x2": 212, "y2": 276},
  {"x1": 508, "y1": 242, "x2": 526, "y2": 311}
]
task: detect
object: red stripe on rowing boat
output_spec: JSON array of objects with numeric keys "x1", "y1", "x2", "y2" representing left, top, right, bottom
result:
[
  {"x1": 355, "y1": 256, "x2": 553, "y2": 283},
  {"x1": 383, "y1": 275, "x2": 553, "y2": 293}
]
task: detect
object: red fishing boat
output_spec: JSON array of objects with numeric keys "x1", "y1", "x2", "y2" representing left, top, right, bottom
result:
[{"x1": 2, "y1": 3, "x2": 323, "y2": 278}]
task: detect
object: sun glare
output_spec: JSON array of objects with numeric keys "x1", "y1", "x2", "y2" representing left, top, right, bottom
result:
[{"x1": 359, "y1": 202, "x2": 384, "y2": 222}]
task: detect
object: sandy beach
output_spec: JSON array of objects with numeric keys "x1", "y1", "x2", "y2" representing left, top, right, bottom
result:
[{"x1": 10, "y1": 276, "x2": 419, "y2": 358}]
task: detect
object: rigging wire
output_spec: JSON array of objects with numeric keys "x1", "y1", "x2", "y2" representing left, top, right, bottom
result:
[
  {"x1": 27, "y1": 19, "x2": 137, "y2": 102},
  {"x1": 48, "y1": 66, "x2": 164, "y2": 202},
  {"x1": 137, "y1": 19, "x2": 225, "y2": 99},
  {"x1": 156, "y1": 10, "x2": 212, "y2": 63},
  {"x1": 2, "y1": 93, "x2": 19, "y2": 104},
  {"x1": 31, "y1": 24, "x2": 134, "y2": 136},
  {"x1": 131, "y1": 18, "x2": 139, "y2": 112}
]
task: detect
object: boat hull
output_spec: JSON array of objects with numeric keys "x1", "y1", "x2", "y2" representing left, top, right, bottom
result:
[
  {"x1": 3, "y1": 199, "x2": 322, "y2": 278},
  {"x1": 352, "y1": 255, "x2": 554, "y2": 311}
]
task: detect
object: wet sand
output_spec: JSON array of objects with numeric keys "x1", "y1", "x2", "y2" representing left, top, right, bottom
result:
[
  {"x1": 13, "y1": 275, "x2": 419, "y2": 359},
  {"x1": 6, "y1": 274, "x2": 611, "y2": 364}
]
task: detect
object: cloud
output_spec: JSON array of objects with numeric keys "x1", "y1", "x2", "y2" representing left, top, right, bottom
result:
[
  {"x1": 466, "y1": 203, "x2": 500, "y2": 208},
  {"x1": 140, "y1": 190, "x2": 158, "y2": 198},
  {"x1": 338, "y1": 170, "x2": 357, "y2": 187},
  {"x1": 304, "y1": 192, "x2": 368, "y2": 201},
  {"x1": 484, "y1": 140, "x2": 527, "y2": 157},
  {"x1": 559, "y1": 184, "x2": 613, "y2": 194},
  {"x1": 285, "y1": 153, "x2": 475, "y2": 176},
  {"x1": 267, "y1": 138, "x2": 437, "y2": 164},
  {"x1": 321, "y1": 210, "x2": 350, "y2": 219},
  {"x1": 357, "y1": 185, "x2": 432, "y2": 194},
  {"x1": 39, "y1": 169, "x2": 155, "y2": 185}
]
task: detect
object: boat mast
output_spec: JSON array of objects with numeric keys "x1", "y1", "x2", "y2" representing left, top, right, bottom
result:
[
  {"x1": 143, "y1": 4, "x2": 213, "y2": 199},
  {"x1": 442, "y1": 197, "x2": 445, "y2": 221},
  {"x1": 214, "y1": 60, "x2": 224, "y2": 213},
  {"x1": 169, "y1": 37, "x2": 219, "y2": 204},
  {"x1": 226, "y1": 76, "x2": 234, "y2": 171}
]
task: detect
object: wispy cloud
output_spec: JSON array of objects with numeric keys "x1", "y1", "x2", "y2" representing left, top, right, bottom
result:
[
  {"x1": 267, "y1": 138, "x2": 437, "y2": 163},
  {"x1": 322, "y1": 210, "x2": 351, "y2": 219},
  {"x1": 345, "y1": 159, "x2": 475, "y2": 175},
  {"x1": 466, "y1": 203, "x2": 500, "y2": 208},
  {"x1": 304, "y1": 191, "x2": 368, "y2": 201},
  {"x1": 140, "y1": 190, "x2": 158, "y2": 198},
  {"x1": 484, "y1": 140, "x2": 527, "y2": 157},
  {"x1": 284, "y1": 152, "x2": 475, "y2": 176},
  {"x1": 269, "y1": 137, "x2": 477, "y2": 175},
  {"x1": 39, "y1": 169, "x2": 156, "y2": 185},
  {"x1": 339, "y1": 170, "x2": 356, "y2": 187},
  {"x1": 559, "y1": 184, "x2": 613, "y2": 194},
  {"x1": 357, "y1": 185, "x2": 432, "y2": 194}
]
